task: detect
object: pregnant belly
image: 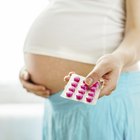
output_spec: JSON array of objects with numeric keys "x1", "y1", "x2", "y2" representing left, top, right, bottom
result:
[{"x1": 24, "y1": 53, "x2": 95, "y2": 93}]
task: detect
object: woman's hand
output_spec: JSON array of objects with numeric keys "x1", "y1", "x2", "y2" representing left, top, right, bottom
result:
[
  {"x1": 85, "y1": 54, "x2": 123, "y2": 97},
  {"x1": 64, "y1": 53, "x2": 124, "y2": 98},
  {"x1": 19, "y1": 67, "x2": 51, "y2": 98}
]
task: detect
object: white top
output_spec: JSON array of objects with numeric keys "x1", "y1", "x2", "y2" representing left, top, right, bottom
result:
[{"x1": 23, "y1": 0, "x2": 126, "y2": 64}]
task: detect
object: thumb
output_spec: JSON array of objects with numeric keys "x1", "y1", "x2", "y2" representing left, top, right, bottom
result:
[
  {"x1": 85, "y1": 64, "x2": 106, "y2": 86},
  {"x1": 21, "y1": 69, "x2": 30, "y2": 80}
]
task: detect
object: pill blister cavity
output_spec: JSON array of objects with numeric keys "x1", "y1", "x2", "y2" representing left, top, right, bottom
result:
[
  {"x1": 90, "y1": 87, "x2": 96, "y2": 92},
  {"x1": 76, "y1": 93, "x2": 83, "y2": 100},
  {"x1": 88, "y1": 92, "x2": 95, "y2": 97},
  {"x1": 71, "y1": 82, "x2": 78, "y2": 87},
  {"x1": 66, "y1": 92, "x2": 73, "y2": 97},
  {"x1": 86, "y1": 96, "x2": 93, "y2": 102},
  {"x1": 78, "y1": 89, "x2": 85, "y2": 95},
  {"x1": 74, "y1": 77, "x2": 80, "y2": 82},
  {"x1": 69, "y1": 87, "x2": 75, "y2": 92},
  {"x1": 62, "y1": 74, "x2": 100, "y2": 105},
  {"x1": 92, "y1": 82, "x2": 99, "y2": 88}
]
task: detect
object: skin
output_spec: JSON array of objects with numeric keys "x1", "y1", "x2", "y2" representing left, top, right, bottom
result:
[{"x1": 19, "y1": 0, "x2": 140, "y2": 98}]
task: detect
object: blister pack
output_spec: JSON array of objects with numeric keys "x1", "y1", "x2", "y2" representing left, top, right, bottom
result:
[{"x1": 60, "y1": 73, "x2": 101, "y2": 105}]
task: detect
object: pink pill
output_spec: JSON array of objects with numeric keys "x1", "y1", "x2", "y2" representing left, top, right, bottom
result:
[
  {"x1": 90, "y1": 87, "x2": 96, "y2": 92},
  {"x1": 88, "y1": 92, "x2": 95, "y2": 97},
  {"x1": 74, "y1": 77, "x2": 80, "y2": 82},
  {"x1": 76, "y1": 93, "x2": 83, "y2": 100},
  {"x1": 80, "y1": 85, "x2": 86, "y2": 90},
  {"x1": 84, "y1": 84, "x2": 89, "y2": 90},
  {"x1": 66, "y1": 91, "x2": 73, "y2": 97},
  {"x1": 92, "y1": 82, "x2": 99, "y2": 88},
  {"x1": 86, "y1": 96, "x2": 93, "y2": 103},
  {"x1": 71, "y1": 82, "x2": 78, "y2": 87},
  {"x1": 78, "y1": 89, "x2": 85, "y2": 95},
  {"x1": 69, "y1": 87, "x2": 75, "y2": 92}
]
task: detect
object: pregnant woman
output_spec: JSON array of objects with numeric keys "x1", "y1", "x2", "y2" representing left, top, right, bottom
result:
[{"x1": 20, "y1": 0, "x2": 140, "y2": 139}]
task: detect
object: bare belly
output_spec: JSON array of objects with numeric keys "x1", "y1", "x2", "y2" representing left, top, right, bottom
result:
[
  {"x1": 24, "y1": 53, "x2": 140, "y2": 94},
  {"x1": 24, "y1": 53, "x2": 95, "y2": 93}
]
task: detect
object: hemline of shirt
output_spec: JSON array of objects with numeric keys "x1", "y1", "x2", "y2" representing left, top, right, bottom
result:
[{"x1": 23, "y1": 46, "x2": 105, "y2": 64}]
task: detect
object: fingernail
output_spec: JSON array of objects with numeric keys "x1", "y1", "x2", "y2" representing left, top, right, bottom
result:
[
  {"x1": 85, "y1": 77, "x2": 94, "y2": 85},
  {"x1": 68, "y1": 71, "x2": 75, "y2": 76},
  {"x1": 23, "y1": 71, "x2": 28, "y2": 80},
  {"x1": 64, "y1": 75, "x2": 70, "y2": 82},
  {"x1": 63, "y1": 76, "x2": 67, "y2": 82}
]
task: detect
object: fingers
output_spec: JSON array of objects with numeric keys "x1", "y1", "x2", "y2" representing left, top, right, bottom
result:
[
  {"x1": 64, "y1": 75, "x2": 71, "y2": 82},
  {"x1": 21, "y1": 78, "x2": 49, "y2": 92},
  {"x1": 85, "y1": 61, "x2": 110, "y2": 87},
  {"x1": 19, "y1": 67, "x2": 30, "y2": 81},
  {"x1": 21, "y1": 78, "x2": 51, "y2": 97},
  {"x1": 28, "y1": 90, "x2": 50, "y2": 98},
  {"x1": 99, "y1": 71, "x2": 119, "y2": 98},
  {"x1": 84, "y1": 54, "x2": 122, "y2": 98},
  {"x1": 99, "y1": 82, "x2": 116, "y2": 98},
  {"x1": 68, "y1": 71, "x2": 75, "y2": 76},
  {"x1": 19, "y1": 67, "x2": 51, "y2": 98},
  {"x1": 64, "y1": 71, "x2": 75, "y2": 82}
]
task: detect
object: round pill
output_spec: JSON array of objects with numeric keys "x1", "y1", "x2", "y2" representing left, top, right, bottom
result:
[
  {"x1": 90, "y1": 87, "x2": 96, "y2": 92},
  {"x1": 69, "y1": 87, "x2": 75, "y2": 92},
  {"x1": 84, "y1": 84, "x2": 89, "y2": 90},
  {"x1": 66, "y1": 92, "x2": 73, "y2": 97},
  {"x1": 88, "y1": 92, "x2": 95, "y2": 97},
  {"x1": 74, "y1": 77, "x2": 80, "y2": 82},
  {"x1": 80, "y1": 85, "x2": 88, "y2": 90},
  {"x1": 92, "y1": 82, "x2": 99, "y2": 87},
  {"x1": 76, "y1": 93, "x2": 83, "y2": 100},
  {"x1": 86, "y1": 96, "x2": 93, "y2": 103},
  {"x1": 78, "y1": 89, "x2": 85, "y2": 95},
  {"x1": 80, "y1": 85, "x2": 86, "y2": 90},
  {"x1": 71, "y1": 82, "x2": 78, "y2": 87}
]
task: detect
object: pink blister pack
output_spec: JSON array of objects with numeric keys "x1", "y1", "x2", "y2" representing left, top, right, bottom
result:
[{"x1": 60, "y1": 74, "x2": 101, "y2": 105}]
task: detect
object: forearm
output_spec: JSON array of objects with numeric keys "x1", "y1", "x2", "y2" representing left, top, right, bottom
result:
[{"x1": 112, "y1": 29, "x2": 140, "y2": 68}]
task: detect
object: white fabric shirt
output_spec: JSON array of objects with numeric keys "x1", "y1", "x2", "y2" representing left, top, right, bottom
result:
[{"x1": 23, "y1": 0, "x2": 126, "y2": 64}]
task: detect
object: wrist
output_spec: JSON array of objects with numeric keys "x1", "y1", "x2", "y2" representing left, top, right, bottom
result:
[
  {"x1": 111, "y1": 50, "x2": 128, "y2": 68},
  {"x1": 112, "y1": 48, "x2": 136, "y2": 68}
]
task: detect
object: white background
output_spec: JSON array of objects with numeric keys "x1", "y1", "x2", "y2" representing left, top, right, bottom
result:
[
  {"x1": 0, "y1": 0, "x2": 49, "y2": 84},
  {"x1": 0, "y1": 1, "x2": 49, "y2": 139}
]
